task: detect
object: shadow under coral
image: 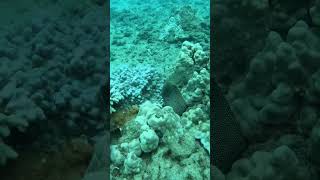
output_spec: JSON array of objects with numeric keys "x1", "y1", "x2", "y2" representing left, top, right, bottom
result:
[{"x1": 0, "y1": 137, "x2": 93, "y2": 180}]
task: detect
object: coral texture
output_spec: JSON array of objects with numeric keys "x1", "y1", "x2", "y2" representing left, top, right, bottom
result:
[
  {"x1": 227, "y1": 146, "x2": 312, "y2": 180},
  {"x1": 110, "y1": 64, "x2": 164, "y2": 113},
  {"x1": 228, "y1": 21, "x2": 320, "y2": 141},
  {"x1": 110, "y1": 101, "x2": 209, "y2": 179},
  {"x1": 0, "y1": 5, "x2": 107, "y2": 166}
]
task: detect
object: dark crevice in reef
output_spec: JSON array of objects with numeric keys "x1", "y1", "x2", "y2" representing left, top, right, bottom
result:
[{"x1": 0, "y1": 136, "x2": 94, "y2": 180}]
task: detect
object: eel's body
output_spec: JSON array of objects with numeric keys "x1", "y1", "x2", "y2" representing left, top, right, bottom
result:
[
  {"x1": 211, "y1": 80, "x2": 247, "y2": 173},
  {"x1": 161, "y1": 81, "x2": 187, "y2": 116}
]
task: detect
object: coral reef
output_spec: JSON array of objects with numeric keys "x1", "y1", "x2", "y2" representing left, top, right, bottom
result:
[
  {"x1": 109, "y1": 1, "x2": 210, "y2": 180},
  {"x1": 158, "y1": 16, "x2": 186, "y2": 42},
  {"x1": 0, "y1": 113, "x2": 27, "y2": 165},
  {"x1": 110, "y1": 101, "x2": 209, "y2": 179},
  {"x1": 110, "y1": 64, "x2": 164, "y2": 113},
  {"x1": 228, "y1": 20, "x2": 320, "y2": 141},
  {"x1": 158, "y1": 4, "x2": 209, "y2": 44},
  {"x1": 167, "y1": 41, "x2": 209, "y2": 88},
  {"x1": 213, "y1": 0, "x2": 314, "y2": 90},
  {"x1": 182, "y1": 68, "x2": 210, "y2": 106},
  {"x1": 110, "y1": 40, "x2": 210, "y2": 179},
  {"x1": 0, "y1": 1, "x2": 107, "y2": 167},
  {"x1": 227, "y1": 145, "x2": 312, "y2": 180},
  {"x1": 214, "y1": 0, "x2": 320, "y2": 178}
]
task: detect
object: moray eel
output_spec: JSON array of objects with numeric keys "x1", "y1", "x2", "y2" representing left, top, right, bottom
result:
[
  {"x1": 211, "y1": 80, "x2": 247, "y2": 173},
  {"x1": 161, "y1": 81, "x2": 187, "y2": 116},
  {"x1": 161, "y1": 79, "x2": 246, "y2": 172}
]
